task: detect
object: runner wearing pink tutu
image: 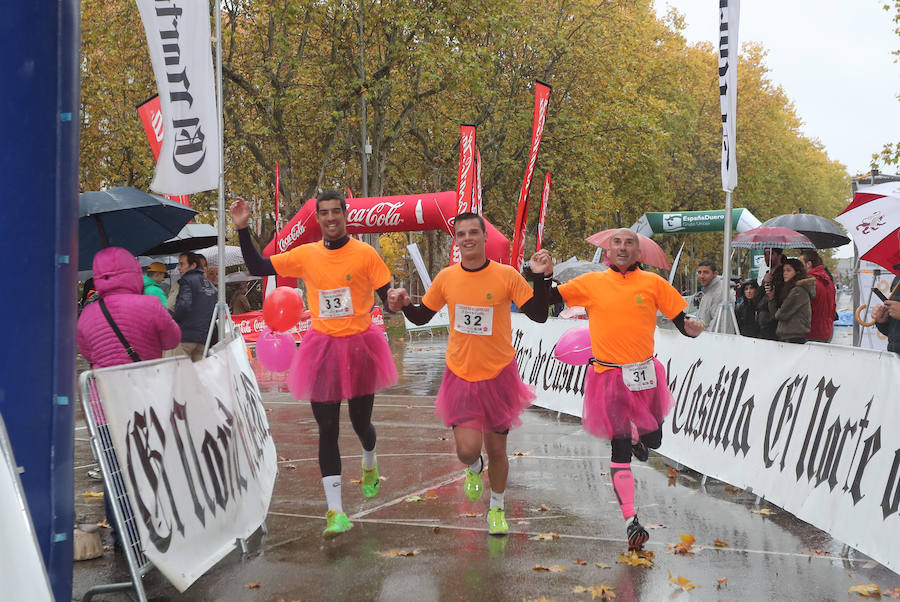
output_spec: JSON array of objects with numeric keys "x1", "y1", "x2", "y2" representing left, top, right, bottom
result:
[
  {"x1": 548, "y1": 228, "x2": 704, "y2": 550},
  {"x1": 231, "y1": 191, "x2": 397, "y2": 539},
  {"x1": 389, "y1": 212, "x2": 553, "y2": 536}
]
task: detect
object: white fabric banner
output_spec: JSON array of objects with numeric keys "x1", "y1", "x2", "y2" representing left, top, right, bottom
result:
[
  {"x1": 94, "y1": 337, "x2": 277, "y2": 592},
  {"x1": 719, "y1": 0, "x2": 739, "y2": 192},
  {"x1": 136, "y1": 0, "x2": 220, "y2": 195},
  {"x1": 514, "y1": 315, "x2": 900, "y2": 574}
]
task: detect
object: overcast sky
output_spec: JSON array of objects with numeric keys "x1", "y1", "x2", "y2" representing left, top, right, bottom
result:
[{"x1": 654, "y1": 0, "x2": 899, "y2": 177}]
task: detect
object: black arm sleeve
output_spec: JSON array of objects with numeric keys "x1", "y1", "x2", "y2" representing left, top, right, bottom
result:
[
  {"x1": 375, "y1": 284, "x2": 392, "y2": 313},
  {"x1": 671, "y1": 311, "x2": 697, "y2": 337},
  {"x1": 519, "y1": 277, "x2": 550, "y2": 323},
  {"x1": 237, "y1": 227, "x2": 277, "y2": 276},
  {"x1": 548, "y1": 285, "x2": 563, "y2": 306},
  {"x1": 402, "y1": 303, "x2": 437, "y2": 325}
]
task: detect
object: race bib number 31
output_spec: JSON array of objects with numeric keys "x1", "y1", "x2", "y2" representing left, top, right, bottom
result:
[
  {"x1": 621, "y1": 359, "x2": 656, "y2": 392},
  {"x1": 454, "y1": 304, "x2": 493, "y2": 335},
  {"x1": 318, "y1": 287, "x2": 353, "y2": 318}
]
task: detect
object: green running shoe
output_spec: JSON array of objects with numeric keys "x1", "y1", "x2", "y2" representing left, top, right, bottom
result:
[
  {"x1": 488, "y1": 507, "x2": 509, "y2": 536},
  {"x1": 322, "y1": 509, "x2": 353, "y2": 539},
  {"x1": 464, "y1": 466, "x2": 483, "y2": 502},
  {"x1": 361, "y1": 460, "x2": 380, "y2": 498}
]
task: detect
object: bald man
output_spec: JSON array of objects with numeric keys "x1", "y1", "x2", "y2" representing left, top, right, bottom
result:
[{"x1": 547, "y1": 229, "x2": 704, "y2": 550}]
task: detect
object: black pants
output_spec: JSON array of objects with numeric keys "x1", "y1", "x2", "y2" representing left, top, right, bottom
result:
[
  {"x1": 311, "y1": 395, "x2": 376, "y2": 477},
  {"x1": 610, "y1": 428, "x2": 663, "y2": 463}
]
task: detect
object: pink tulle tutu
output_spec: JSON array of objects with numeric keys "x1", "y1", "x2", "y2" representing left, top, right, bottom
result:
[
  {"x1": 287, "y1": 325, "x2": 398, "y2": 402},
  {"x1": 582, "y1": 357, "x2": 672, "y2": 439},
  {"x1": 434, "y1": 360, "x2": 535, "y2": 433}
]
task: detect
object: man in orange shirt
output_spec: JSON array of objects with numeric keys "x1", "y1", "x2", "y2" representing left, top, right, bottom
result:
[
  {"x1": 389, "y1": 212, "x2": 553, "y2": 536},
  {"x1": 231, "y1": 191, "x2": 397, "y2": 539},
  {"x1": 549, "y1": 229, "x2": 703, "y2": 550}
]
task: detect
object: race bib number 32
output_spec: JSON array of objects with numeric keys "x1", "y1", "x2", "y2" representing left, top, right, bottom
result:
[
  {"x1": 454, "y1": 304, "x2": 493, "y2": 335},
  {"x1": 621, "y1": 359, "x2": 656, "y2": 392},
  {"x1": 318, "y1": 287, "x2": 353, "y2": 318}
]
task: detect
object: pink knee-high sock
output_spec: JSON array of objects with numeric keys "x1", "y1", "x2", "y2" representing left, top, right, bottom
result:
[{"x1": 610, "y1": 462, "x2": 635, "y2": 519}]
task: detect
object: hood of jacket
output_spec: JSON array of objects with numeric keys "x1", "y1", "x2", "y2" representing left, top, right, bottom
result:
[
  {"x1": 794, "y1": 277, "x2": 816, "y2": 298},
  {"x1": 92, "y1": 247, "x2": 143, "y2": 297},
  {"x1": 808, "y1": 264, "x2": 832, "y2": 286}
]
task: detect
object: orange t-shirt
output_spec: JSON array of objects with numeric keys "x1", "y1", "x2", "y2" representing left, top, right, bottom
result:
[
  {"x1": 423, "y1": 261, "x2": 534, "y2": 381},
  {"x1": 557, "y1": 268, "x2": 687, "y2": 373},
  {"x1": 270, "y1": 238, "x2": 391, "y2": 337}
]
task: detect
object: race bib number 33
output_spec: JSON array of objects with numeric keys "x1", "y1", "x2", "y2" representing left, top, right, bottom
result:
[
  {"x1": 454, "y1": 304, "x2": 493, "y2": 335},
  {"x1": 318, "y1": 287, "x2": 353, "y2": 318}
]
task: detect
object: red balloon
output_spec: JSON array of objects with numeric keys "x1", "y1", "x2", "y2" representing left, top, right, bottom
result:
[{"x1": 263, "y1": 286, "x2": 304, "y2": 332}]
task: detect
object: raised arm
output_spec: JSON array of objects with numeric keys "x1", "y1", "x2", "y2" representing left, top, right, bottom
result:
[{"x1": 230, "y1": 198, "x2": 277, "y2": 277}]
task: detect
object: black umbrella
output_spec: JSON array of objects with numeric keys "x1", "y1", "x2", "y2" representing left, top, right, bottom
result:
[
  {"x1": 78, "y1": 186, "x2": 197, "y2": 270},
  {"x1": 142, "y1": 223, "x2": 219, "y2": 255},
  {"x1": 760, "y1": 213, "x2": 850, "y2": 249}
]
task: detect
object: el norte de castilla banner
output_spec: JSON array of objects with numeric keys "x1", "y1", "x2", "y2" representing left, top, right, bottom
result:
[{"x1": 511, "y1": 314, "x2": 900, "y2": 575}]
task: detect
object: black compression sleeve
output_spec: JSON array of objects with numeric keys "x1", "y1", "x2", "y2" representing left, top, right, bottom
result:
[
  {"x1": 520, "y1": 277, "x2": 550, "y2": 323},
  {"x1": 548, "y1": 286, "x2": 563, "y2": 306},
  {"x1": 376, "y1": 284, "x2": 392, "y2": 313},
  {"x1": 672, "y1": 312, "x2": 695, "y2": 337},
  {"x1": 237, "y1": 228, "x2": 277, "y2": 276},
  {"x1": 402, "y1": 303, "x2": 437, "y2": 325}
]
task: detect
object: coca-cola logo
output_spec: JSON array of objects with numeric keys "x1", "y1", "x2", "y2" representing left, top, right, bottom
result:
[
  {"x1": 457, "y1": 130, "x2": 475, "y2": 214},
  {"x1": 278, "y1": 220, "x2": 307, "y2": 252},
  {"x1": 346, "y1": 201, "x2": 404, "y2": 228}
]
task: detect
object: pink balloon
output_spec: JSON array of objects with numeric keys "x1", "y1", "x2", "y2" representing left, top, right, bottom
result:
[
  {"x1": 256, "y1": 328, "x2": 296, "y2": 372},
  {"x1": 554, "y1": 326, "x2": 593, "y2": 365}
]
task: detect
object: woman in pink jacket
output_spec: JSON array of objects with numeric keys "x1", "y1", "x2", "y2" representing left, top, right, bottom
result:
[{"x1": 78, "y1": 247, "x2": 181, "y2": 367}]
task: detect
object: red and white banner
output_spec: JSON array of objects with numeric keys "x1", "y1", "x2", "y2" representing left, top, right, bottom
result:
[
  {"x1": 472, "y1": 149, "x2": 483, "y2": 216},
  {"x1": 136, "y1": 0, "x2": 220, "y2": 195},
  {"x1": 136, "y1": 95, "x2": 190, "y2": 206},
  {"x1": 536, "y1": 172, "x2": 550, "y2": 251},
  {"x1": 261, "y1": 192, "x2": 511, "y2": 266},
  {"x1": 450, "y1": 126, "x2": 477, "y2": 265},
  {"x1": 510, "y1": 81, "x2": 551, "y2": 271}
]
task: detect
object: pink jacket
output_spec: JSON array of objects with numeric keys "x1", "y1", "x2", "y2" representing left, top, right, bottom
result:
[{"x1": 77, "y1": 247, "x2": 181, "y2": 368}]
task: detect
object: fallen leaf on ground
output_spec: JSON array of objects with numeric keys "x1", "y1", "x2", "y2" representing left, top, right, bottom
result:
[
  {"x1": 573, "y1": 584, "x2": 616, "y2": 599},
  {"x1": 724, "y1": 484, "x2": 743, "y2": 494},
  {"x1": 96, "y1": 520, "x2": 110, "y2": 529},
  {"x1": 540, "y1": 503, "x2": 550, "y2": 511},
  {"x1": 750, "y1": 508, "x2": 774, "y2": 516},
  {"x1": 245, "y1": 583, "x2": 261, "y2": 589},
  {"x1": 594, "y1": 563, "x2": 611, "y2": 569},
  {"x1": 717, "y1": 577, "x2": 728, "y2": 589},
  {"x1": 377, "y1": 549, "x2": 420, "y2": 557},
  {"x1": 523, "y1": 597, "x2": 555, "y2": 602},
  {"x1": 848, "y1": 584, "x2": 881, "y2": 597},
  {"x1": 459, "y1": 512, "x2": 484, "y2": 518},
  {"x1": 513, "y1": 451, "x2": 533, "y2": 456},
  {"x1": 713, "y1": 539, "x2": 729, "y2": 548},
  {"x1": 530, "y1": 532, "x2": 561, "y2": 541},
  {"x1": 599, "y1": 471, "x2": 609, "y2": 476},
  {"x1": 808, "y1": 547, "x2": 827, "y2": 556},
  {"x1": 379, "y1": 476, "x2": 387, "y2": 480},
  {"x1": 667, "y1": 572, "x2": 698, "y2": 591},
  {"x1": 618, "y1": 551, "x2": 653, "y2": 567},
  {"x1": 532, "y1": 565, "x2": 567, "y2": 572},
  {"x1": 405, "y1": 495, "x2": 424, "y2": 503},
  {"x1": 278, "y1": 455, "x2": 287, "y2": 462},
  {"x1": 285, "y1": 464, "x2": 297, "y2": 470},
  {"x1": 515, "y1": 520, "x2": 531, "y2": 526},
  {"x1": 883, "y1": 587, "x2": 900, "y2": 598},
  {"x1": 424, "y1": 490, "x2": 439, "y2": 499},
  {"x1": 575, "y1": 558, "x2": 587, "y2": 565},
  {"x1": 666, "y1": 466, "x2": 678, "y2": 478},
  {"x1": 668, "y1": 534, "x2": 695, "y2": 555},
  {"x1": 351, "y1": 478, "x2": 361, "y2": 484},
  {"x1": 645, "y1": 523, "x2": 665, "y2": 530},
  {"x1": 82, "y1": 491, "x2": 104, "y2": 498},
  {"x1": 432, "y1": 526, "x2": 441, "y2": 534}
]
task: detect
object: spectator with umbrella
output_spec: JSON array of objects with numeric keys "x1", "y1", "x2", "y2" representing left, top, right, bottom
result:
[
  {"x1": 798, "y1": 250, "x2": 837, "y2": 342},
  {"x1": 763, "y1": 258, "x2": 815, "y2": 344}
]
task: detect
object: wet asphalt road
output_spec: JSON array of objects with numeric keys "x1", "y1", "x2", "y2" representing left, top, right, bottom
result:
[{"x1": 72, "y1": 335, "x2": 898, "y2": 601}]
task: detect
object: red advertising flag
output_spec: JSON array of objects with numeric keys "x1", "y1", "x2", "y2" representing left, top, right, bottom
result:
[
  {"x1": 472, "y1": 149, "x2": 483, "y2": 216},
  {"x1": 136, "y1": 95, "x2": 190, "y2": 207},
  {"x1": 450, "y1": 125, "x2": 477, "y2": 265},
  {"x1": 510, "y1": 80, "x2": 551, "y2": 271},
  {"x1": 536, "y1": 172, "x2": 551, "y2": 251}
]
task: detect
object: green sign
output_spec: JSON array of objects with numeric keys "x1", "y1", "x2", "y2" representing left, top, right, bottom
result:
[{"x1": 644, "y1": 209, "x2": 749, "y2": 234}]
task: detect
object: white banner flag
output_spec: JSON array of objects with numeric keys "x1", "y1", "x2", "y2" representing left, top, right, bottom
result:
[
  {"x1": 94, "y1": 337, "x2": 277, "y2": 591},
  {"x1": 136, "y1": 0, "x2": 220, "y2": 195},
  {"x1": 719, "y1": 0, "x2": 739, "y2": 192},
  {"x1": 512, "y1": 314, "x2": 900, "y2": 575}
]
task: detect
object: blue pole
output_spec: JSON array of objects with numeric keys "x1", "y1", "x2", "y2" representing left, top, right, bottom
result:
[{"x1": 0, "y1": 2, "x2": 80, "y2": 599}]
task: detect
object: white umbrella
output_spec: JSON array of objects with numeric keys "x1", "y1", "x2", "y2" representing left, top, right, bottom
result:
[{"x1": 195, "y1": 245, "x2": 244, "y2": 268}]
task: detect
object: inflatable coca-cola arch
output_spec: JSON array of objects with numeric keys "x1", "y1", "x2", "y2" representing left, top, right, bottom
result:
[{"x1": 262, "y1": 191, "x2": 510, "y2": 270}]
